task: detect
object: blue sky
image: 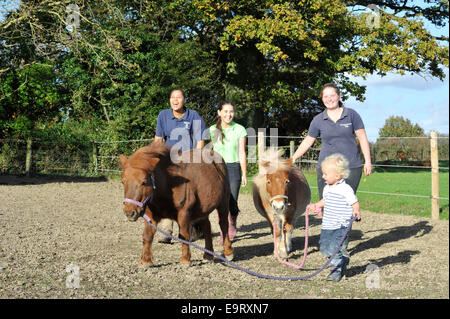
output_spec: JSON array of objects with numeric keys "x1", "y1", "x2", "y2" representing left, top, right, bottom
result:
[{"x1": 347, "y1": 68, "x2": 449, "y2": 142}]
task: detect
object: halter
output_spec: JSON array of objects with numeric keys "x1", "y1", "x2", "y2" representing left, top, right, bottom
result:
[
  {"x1": 122, "y1": 174, "x2": 156, "y2": 216},
  {"x1": 269, "y1": 194, "x2": 288, "y2": 202}
]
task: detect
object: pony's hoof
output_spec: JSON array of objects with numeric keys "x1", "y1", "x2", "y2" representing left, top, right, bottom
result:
[
  {"x1": 139, "y1": 259, "x2": 153, "y2": 267},
  {"x1": 274, "y1": 249, "x2": 289, "y2": 259},
  {"x1": 180, "y1": 259, "x2": 191, "y2": 266},
  {"x1": 279, "y1": 250, "x2": 289, "y2": 259},
  {"x1": 224, "y1": 252, "x2": 234, "y2": 261},
  {"x1": 203, "y1": 253, "x2": 215, "y2": 262}
]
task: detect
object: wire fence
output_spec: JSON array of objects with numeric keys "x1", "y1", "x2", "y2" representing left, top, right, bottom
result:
[{"x1": 1, "y1": 135, "x2": 449, "y2": 206}]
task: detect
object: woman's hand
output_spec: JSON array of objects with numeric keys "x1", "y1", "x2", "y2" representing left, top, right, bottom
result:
[
  {"x1": 241, "y1": 175, "x2": 247, "y2": 187},
  {"x1": 364, "y1": 162, "x2": 372, "y2": 176}
]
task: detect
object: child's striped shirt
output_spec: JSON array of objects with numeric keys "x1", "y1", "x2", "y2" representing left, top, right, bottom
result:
[{"x1": 322, "y1": 179, "x2": 358, "y2": 230}]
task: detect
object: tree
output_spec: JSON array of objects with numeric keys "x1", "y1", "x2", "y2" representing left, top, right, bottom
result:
[
  {"x1": 378, "y1": 116, "x2": 426, "y2": 137},
  {"x1": 1, "y1": 0, "x2": 222, "y2": 141},
  {"x1": 1, "y1": 0, "x2": 448, "y2": 141},
  {"x1": 376, "y1": 116, "x2": 427, "y2": 161},
  {"x1": 187, "y1": 0, "x2": 449, "y2": 135},
  {"x1": 0, "y1": 60, "x2": 65, "y2": 138}
]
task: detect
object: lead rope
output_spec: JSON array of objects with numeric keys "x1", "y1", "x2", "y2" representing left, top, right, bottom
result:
[{"x1": 142, "y1": 213, "x2": 356, "y2": 281}]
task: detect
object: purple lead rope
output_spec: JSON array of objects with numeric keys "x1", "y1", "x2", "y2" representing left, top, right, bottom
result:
[{"x1": 142, "y1": 214, "x2": 356, "y2": 281}]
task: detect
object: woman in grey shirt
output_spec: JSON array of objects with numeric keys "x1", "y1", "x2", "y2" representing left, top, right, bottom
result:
[{"x1": 292, "y1": 83, "x2": 372, "y2": 203}]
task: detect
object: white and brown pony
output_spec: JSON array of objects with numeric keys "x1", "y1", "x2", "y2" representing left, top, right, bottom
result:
[{"x1": 252, "y1": 148, "x2": 311, "y2": 258}]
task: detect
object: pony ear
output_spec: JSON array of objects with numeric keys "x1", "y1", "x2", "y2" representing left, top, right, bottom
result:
[
  {"x1": 286, "y1": 158, "x2": 293, "y2": 167},
  {"x1": 260, "y1": 160, "x2": 270, "y2": 168},
  {"x1": 119, "y1": 154, "x2": 128, "y2": 168},
  {"x1": 259, "y1": 160, "x2": 272, "y2": 175},
  {"x1": 148, "y1": 157, "x2": 161, "y2": 171}
]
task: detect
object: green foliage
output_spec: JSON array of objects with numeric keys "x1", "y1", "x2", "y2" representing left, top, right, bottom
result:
[
  {"x1": 378, "y1": 116, "x2": 426, "y2": 138},
  {"x1": 0, "y1": 0, "x2": 448, "y2": 147},
  {"x1": 0, "y1": 140, "x2": 25, "y2": 173},
  {"x1": 59, "y1": 28, "x2": 221, "y2": 141},
  {"x1": 374, "y1": 116, "x2": 428, "y2": 162},
  {"x1": 0, "y1": 61, "x2": 64, "y2": 138}
]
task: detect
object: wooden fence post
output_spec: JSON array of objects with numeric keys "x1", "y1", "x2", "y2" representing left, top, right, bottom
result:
[
  {"x1": 92, "y1": 141, "x2": 98, "y2": 173},
  {"x1": 430, "y1": 131, "x2": 440, "y2": 220},
  {"x1": 290, "y1": 140, "x2": 295, "y2": 159},
  {"x1": 25, "y1": 138, "x2": 32, "y2": 177}
]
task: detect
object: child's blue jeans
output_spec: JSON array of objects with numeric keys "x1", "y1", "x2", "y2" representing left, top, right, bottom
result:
[{"x1": 319, "y1": 226, "x2": 351, "y2": 270}]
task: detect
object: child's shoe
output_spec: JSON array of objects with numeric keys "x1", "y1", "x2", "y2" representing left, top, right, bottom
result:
[
  {"x1": 326, "y1": 267, "x2": 343, "y2": 282},
  {"x1": 342, "y1": 257, "x2": 350, "y2": 275}
]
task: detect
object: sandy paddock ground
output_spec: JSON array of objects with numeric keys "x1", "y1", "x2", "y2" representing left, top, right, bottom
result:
[{"x1": 0, "y1": 175, "x2": 448, "y2": 299}]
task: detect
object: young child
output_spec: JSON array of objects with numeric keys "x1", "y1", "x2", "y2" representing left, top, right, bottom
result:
[{"x1": 308, "y1": 153, "x2": 361, "y2": 282}]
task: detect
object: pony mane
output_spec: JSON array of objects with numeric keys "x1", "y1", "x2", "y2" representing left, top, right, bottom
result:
[
  {"x1": 128, "y1": 141, "x2": 170, "y2": 172},
  {"x1": 258, "y1": 148, "x2": 290, "y2": 172},
  {"x1": 253, "y1": 148, "x2": 290, "y2": 200}
]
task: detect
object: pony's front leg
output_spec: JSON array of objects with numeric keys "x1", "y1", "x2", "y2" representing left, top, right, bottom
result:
[
  {"x1": 275, "y1": 215, "x2": 290, "y2": 259},
  {"x1": 271, "y1": 215, "x2": 284, "y2": 257},
  {"x1": 282, "y1": 219, "x2": 294, "y2": 257},
  {"x1": 177, "y1": 213, "x2": 191, "y2": 265},
  {"x1": 140, "y1": 218, "x2": 156, "y2": 266}
]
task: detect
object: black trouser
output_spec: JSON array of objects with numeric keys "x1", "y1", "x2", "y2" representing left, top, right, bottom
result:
[
  {"x1": 226, "y1": 162, "x2": 242, "y2": 217},
  {"x1": 317, "y1": 166, "x2": 362, "y2": 200}
]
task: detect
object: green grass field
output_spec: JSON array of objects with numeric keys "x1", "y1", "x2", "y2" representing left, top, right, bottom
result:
[{"x1": 242, "y1": 168, "x2": 449, "y2": 220}]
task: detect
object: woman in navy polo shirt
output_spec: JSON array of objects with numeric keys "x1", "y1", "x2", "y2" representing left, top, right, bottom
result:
[
  {"x1": 154, "y1": 88, "x2": 206, "y2": 243},
  {"x1": 155, "y1": 89, "x2": 205, "y2": 151},
  {"x1": 292, "y1": 83, "x2": 372, "y2": 206}
]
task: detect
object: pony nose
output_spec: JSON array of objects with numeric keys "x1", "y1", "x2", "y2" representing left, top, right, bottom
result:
[
  {"x1": 129, "y1": 210, "x2": 138, "y2": 219},
  {"x1": 271, "y1": 199, "x2": 286, "y2": 213},
  {"x1": 125, "y1": 209, "x2": 139, "y2": 220}
]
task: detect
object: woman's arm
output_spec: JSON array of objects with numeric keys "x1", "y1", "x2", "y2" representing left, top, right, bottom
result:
[
  {"x1": 355, "y1": 128, "x2": 372, "y2": 176},
  {"x1": 238, "y1": 137, "x2": 247, "y2": 187},
  {"x1": 196, "y1": 140, "x2": 205, "y2": 149},
  {"x1": 292, "y1": 135, "x2": 316, "y2": 162}
]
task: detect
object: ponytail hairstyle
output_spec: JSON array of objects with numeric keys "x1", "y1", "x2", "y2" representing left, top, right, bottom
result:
[
  {"x1": 320, "y1": 83, "x2": 343, "y2": 107},
  {"x1": 214, "y1": 100, "x2": 234, "y2": 143}
]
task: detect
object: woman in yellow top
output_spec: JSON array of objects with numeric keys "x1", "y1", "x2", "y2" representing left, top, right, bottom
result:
[{"x1": 209, "y1": 101, "x2": 247, "y2": 240}]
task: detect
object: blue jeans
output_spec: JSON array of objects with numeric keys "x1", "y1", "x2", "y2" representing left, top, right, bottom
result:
[
  {"x1": 226, "y1": 163, "x2": 242, "y2": 217},
  {"x1": 319, "y1": 227, "x2": 350, "y2": 270}
]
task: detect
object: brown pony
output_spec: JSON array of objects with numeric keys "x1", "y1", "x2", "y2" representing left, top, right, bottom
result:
[
  {"x1": 252, "y1": 148, "x2": 311, "y2": 259},
  {"x1": 119, "y1": 141, "x2": 234, "y2": 265}
]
